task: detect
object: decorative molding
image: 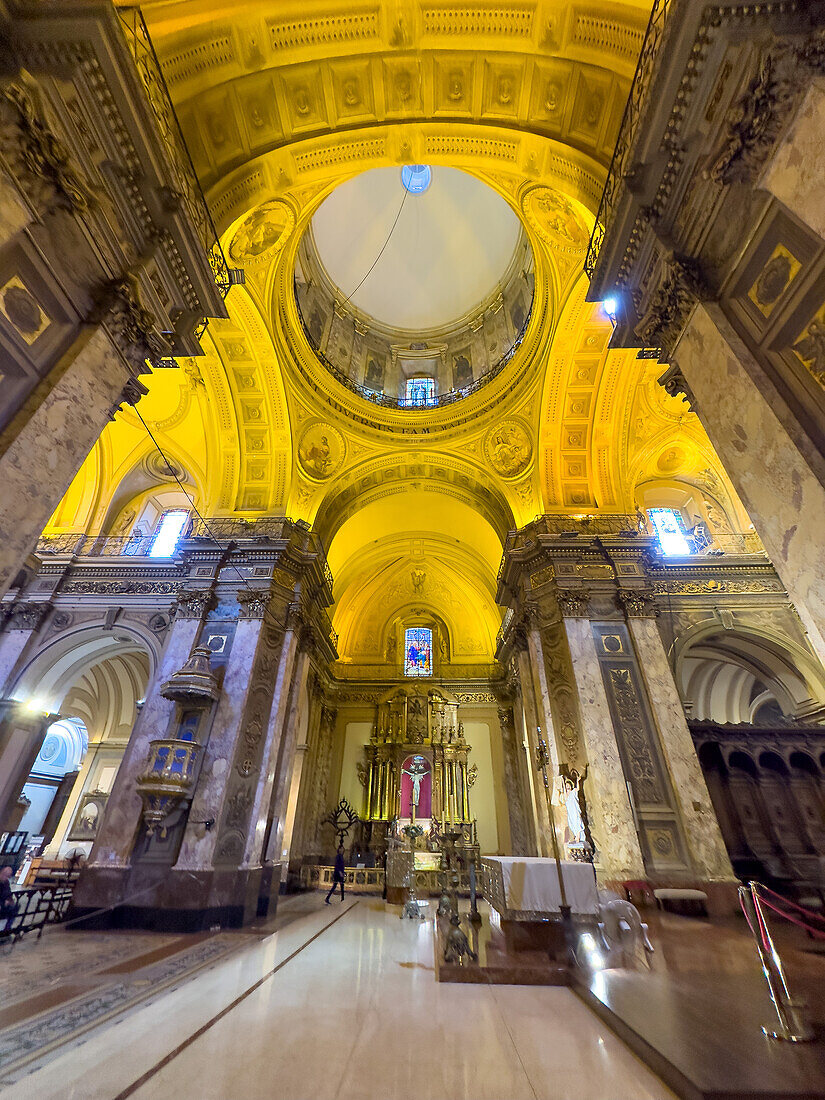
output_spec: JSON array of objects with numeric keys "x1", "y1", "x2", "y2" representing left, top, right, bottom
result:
[
  {"x1": 709, "y1": 31, "x2": 825, "y2": 186},
  {"x1": 617, "y1": 589, "x2": 658, "y2": 618},
  {"x1": 656, "y1": 362, "x2": 696, "y2": 411},
  {"x1": 556, "y1": 588, "x2": 591, "y2": 618},
  {"x1": 173, "y1": 589, "x2": 216, "y2": 619}
]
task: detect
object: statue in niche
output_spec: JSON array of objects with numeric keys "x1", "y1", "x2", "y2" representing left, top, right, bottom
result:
[
  {"x1": 385, "y1": 623, "x2": 398, "y2": 663},
  {"x1": 407, "y1": 694, "x2": 427, "y2": 743},
  {"x1": 452, "y1": 354, "x2": 472, "y2": 389},
  {"x1": 561, "y1": 766, "x2": 594, "y2": 856},
  {"x1": 112, "y1": 507, "x2": 136, "y2": 538},
  {"x1": 365, "y1": 357, "x2": 385, "y2": 391}
]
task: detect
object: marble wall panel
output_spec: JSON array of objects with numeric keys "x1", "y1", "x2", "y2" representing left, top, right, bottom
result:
[
  {"x1": 629, "y1": 616, "x2": 735, "y2": 882},
  {"x1": 675, "y1": 303, "x2": 825, "y2": 665},
  {"x1": 564, "y1": 617, "x2": 645, "y2": 879}
]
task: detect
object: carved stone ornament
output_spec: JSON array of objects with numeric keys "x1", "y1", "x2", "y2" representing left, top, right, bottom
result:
[
  {"x1": 656, "y1": 363, "x2": 696, "y2": 412},
  {"x1": 0, "y1": 80, "x2": 90, "y2": 212},
  {"x1": 638, "y1": 258, "x2": 707, "y2": 354},
  {"x1": 709, "y1": 32, "x2": 825, "y2": 187},
  {"x1": 173, "y1": 589, "x2": 215, "y2": 620},
  {"x1": 237, "y1": 589, "x2": 270, "y2": 619},
  {"x1": 5, "y1": 601, "x2": 51, "y2": 631},
  {"x1": 617, "y1": 589, "x2": 659, "y2": 619},
  {"x1": 95, "y1": 279, "x2": 170, "y2": 372},
  {"x1": 556, "y1": 589, "x2": 591, "y2": 618}
]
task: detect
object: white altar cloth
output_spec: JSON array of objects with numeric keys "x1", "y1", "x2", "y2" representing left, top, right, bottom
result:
[{"x1": 485, "y1": 856, "x2": 598, "y2": 916}]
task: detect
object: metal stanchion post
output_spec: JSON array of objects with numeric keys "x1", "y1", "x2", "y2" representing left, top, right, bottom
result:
[{"x1": 739, "y1": 883, "x2": 813, "y2": 1042}]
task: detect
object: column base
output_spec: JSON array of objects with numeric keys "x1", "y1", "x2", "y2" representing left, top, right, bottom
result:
[{"x1": 68, "y1": 862, "x2": 283, "y2": 932}]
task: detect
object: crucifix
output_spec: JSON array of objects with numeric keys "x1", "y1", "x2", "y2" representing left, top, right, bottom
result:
[{"x1": 401, "y1": 756, "x2": 427, "y2": 823}]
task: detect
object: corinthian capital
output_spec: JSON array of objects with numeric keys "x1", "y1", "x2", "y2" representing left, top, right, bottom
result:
[
  {"x1": 617, "y1": 588, "x2": 658, "y2": 618},
  {"x1": 556, "y1": 588, "x2": 591, "y2": 618}
]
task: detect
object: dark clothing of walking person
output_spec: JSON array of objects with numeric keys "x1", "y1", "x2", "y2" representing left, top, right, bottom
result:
[
  {"x1": 0, "y1": 866, "x2": 18, "y2": 931},
  {"x1": 326, "y1": 848, "x2": 346, "y2": 903}
]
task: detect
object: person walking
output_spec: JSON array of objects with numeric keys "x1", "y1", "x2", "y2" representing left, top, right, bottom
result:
[
  {"x1": 325, "y1": 844, "x2": 346, "y2": 903},
  {"x1": 0, "y1": 865, "x2": 19, "y2": 932}
]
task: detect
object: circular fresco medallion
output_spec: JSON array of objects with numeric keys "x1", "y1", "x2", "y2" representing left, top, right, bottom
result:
[
  {"x1": 297, "y1": 422, "x2": 345, "y2": 481},
  {"x1": 228, "y1": 200, "x2": 296, "y2": 266},
  {"x1": 522, "y1": 187, "x2": 590, "y2": 252},
  {"x1": 485, "y1": 420, "x2": 533, "y2": 479}
]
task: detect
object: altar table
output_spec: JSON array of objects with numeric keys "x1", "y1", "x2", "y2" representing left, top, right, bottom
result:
[{"x1": 482, "y1": 856, "x2": 599, "y2": 920}]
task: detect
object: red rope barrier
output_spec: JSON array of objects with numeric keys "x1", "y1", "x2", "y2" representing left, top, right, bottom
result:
[
  {"x1": 757, "y1": 894, "x2": 825, "y2": 940},
  {"x1": 755, "y1": 883, "x2": 825, "y2": 926}
]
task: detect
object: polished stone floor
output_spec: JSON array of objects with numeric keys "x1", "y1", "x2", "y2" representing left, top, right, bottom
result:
[{"x1": 3, "y1": 896, "x2": 674, "y2": 1100}]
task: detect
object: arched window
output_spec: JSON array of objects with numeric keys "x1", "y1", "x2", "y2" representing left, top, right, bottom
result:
[
  {"x1": 647, "y1": 507, "x2": 692, "y2": 555},
  {"x1": 404, "y1": 627, "x2": 433, "y2": 677},
  {"x1": 149, "y1": 509, "x2": 189, "y2": 557},
  {"x1": 404, "y1": 376, "x2": 436, "y2": 407}
]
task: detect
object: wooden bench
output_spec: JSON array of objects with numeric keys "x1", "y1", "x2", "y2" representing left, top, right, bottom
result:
[{"x1": 653, "y1": 887, "x2": 709, "y2": 917}]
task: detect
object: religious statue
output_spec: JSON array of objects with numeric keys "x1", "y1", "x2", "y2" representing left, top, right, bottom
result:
[
  {"x1": 401, "y1": 756, "x2": 428, "y2": 814},
  {"x1": 562, "y1": 765, "x2": 593, "y2": 858}
]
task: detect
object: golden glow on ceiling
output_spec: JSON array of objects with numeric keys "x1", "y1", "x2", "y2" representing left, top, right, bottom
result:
[{"x1": 48, "y1": 1, "x2": 755, "y2": 673}]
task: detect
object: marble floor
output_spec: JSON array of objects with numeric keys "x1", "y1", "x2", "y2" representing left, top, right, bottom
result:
[{"x1": 4, "y1": 896, "x2": 674, "y2": 1100}]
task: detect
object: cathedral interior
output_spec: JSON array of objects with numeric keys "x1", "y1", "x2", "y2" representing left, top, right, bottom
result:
[{"x1": 2, "y1": 0, "x2": 825, "y2": 1097}]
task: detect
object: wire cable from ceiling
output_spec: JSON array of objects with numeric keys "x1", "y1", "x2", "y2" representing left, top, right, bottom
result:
[
  {"x1": 131, "y1": 404, "x2": 300, "y2": 639},
  {"x1": 336, "y1": 184, "x2": 409, "y2": 312}
]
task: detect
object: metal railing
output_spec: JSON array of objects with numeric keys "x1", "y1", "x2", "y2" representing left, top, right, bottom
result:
[
  {"x1": 294, "y1": 280, "x2": 532, "y2": 411},
  {"x1": 1, "y1": 884, "x2": 75, "y2": 946},
  {"x1": 584, "y1": 0, "x2": 675, "y2": 282},
  {"x1": 117, "y1": 8, "x2": 230, "y2": 309}
]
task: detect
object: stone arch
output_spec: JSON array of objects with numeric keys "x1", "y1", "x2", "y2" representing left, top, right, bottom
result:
[{"x1": 675, "y1": 622, "x2": 825, "y2": 724}]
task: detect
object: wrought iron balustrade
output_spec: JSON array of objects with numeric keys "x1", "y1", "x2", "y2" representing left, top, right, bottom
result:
[
  {"x1": 117, "y1": 8, "x2": 230, "y2": 308},
  {"x1": 585, "y1": 0, "x2": 675, "y2": 282},
  {"x1": 294, "y1": 282, "x2": 532, "y2": 410}
]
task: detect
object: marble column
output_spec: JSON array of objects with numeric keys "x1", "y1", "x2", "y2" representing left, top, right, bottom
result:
[
  {"x1": 288, "y1": 689, "x2": 323, "y2": 864},
  {"x1": 263, "y1": 642, "x2": 312, "y2": 865},
  {"x1": 268, "y1": 648, "x2": 313, "y2": 867},
  {"x1": 628, "y1": 614, "x2": 737, "y2": 891},
  {"x1": 83, "y1": 603, "x2": 202, "y2": 870},
  {"x1": 0, "y1": 602, "x2": 52, "y2": 696},
  {"x1": 496, "y1": 704, "x2": 535, "y2": 855},
  {"x1": 244, "y1": 609, "x2": 302, "y2": 867},
  {"x1": 563, "y1": 616, "x2": 646, "y2": 881},
  {"x1": 0, "y1": 700, "x2": 54, "y2": 830},
  {"x1": 516, "y1": 644, "x2": 553, "y2": 855},
  {"x1": 0, "y1": 325, "x2": 135, "y2": 600},
  {"x1": 675, "y1": 303, "x2": 825, "y2": 664},
  {"x1": 760, "y1": 80, "x2": 825, "y2": 241}
]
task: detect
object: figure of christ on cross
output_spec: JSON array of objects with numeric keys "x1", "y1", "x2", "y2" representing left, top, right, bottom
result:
[{"x1": 401, "y1": 756, "x2": 428, "y2": 823}]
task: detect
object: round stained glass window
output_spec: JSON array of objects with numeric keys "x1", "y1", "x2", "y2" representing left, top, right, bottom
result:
[{"x1": 401, "y1": 164, "x2": 432, "y2": 194}]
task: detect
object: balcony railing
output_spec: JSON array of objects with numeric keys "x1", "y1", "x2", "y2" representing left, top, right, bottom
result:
[
  {"x1": 294, "y1": 282, "x2": 532, "y2": 411},
  {"x1": 584, "y1": 0, "x2": 675, "y2": 282},
  {"x1": 117, "y1": 7, "x2": 230, "y2": 329}
]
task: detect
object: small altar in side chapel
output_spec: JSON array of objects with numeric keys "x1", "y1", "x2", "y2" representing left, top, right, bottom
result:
[{"x1": 357, "y1": 686, "x2": 480, "y2": 902}]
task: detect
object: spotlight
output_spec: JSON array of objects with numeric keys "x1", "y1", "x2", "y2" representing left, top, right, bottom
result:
[{"x1": 602, "y1": 297, "x2": 617, "y2": 322}]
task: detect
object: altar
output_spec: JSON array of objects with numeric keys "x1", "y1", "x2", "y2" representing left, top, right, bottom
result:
[{"x1": 482, "y1": 856, "x2": 599, "y2": 953}]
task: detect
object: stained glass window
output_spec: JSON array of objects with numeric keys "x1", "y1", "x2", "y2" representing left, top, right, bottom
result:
[
  {"x1": 149, "y1": 510, "x2": 188, "y2": 557},
  {"x1": 404, "y1": 627, "x2": 433, "y2": 677},
  {"x1": 647, "y1": 507, "x2": 691, "y2": 556},
  {"x1": 405, "y1": 377, "x2": 436, "y2": 407}
]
